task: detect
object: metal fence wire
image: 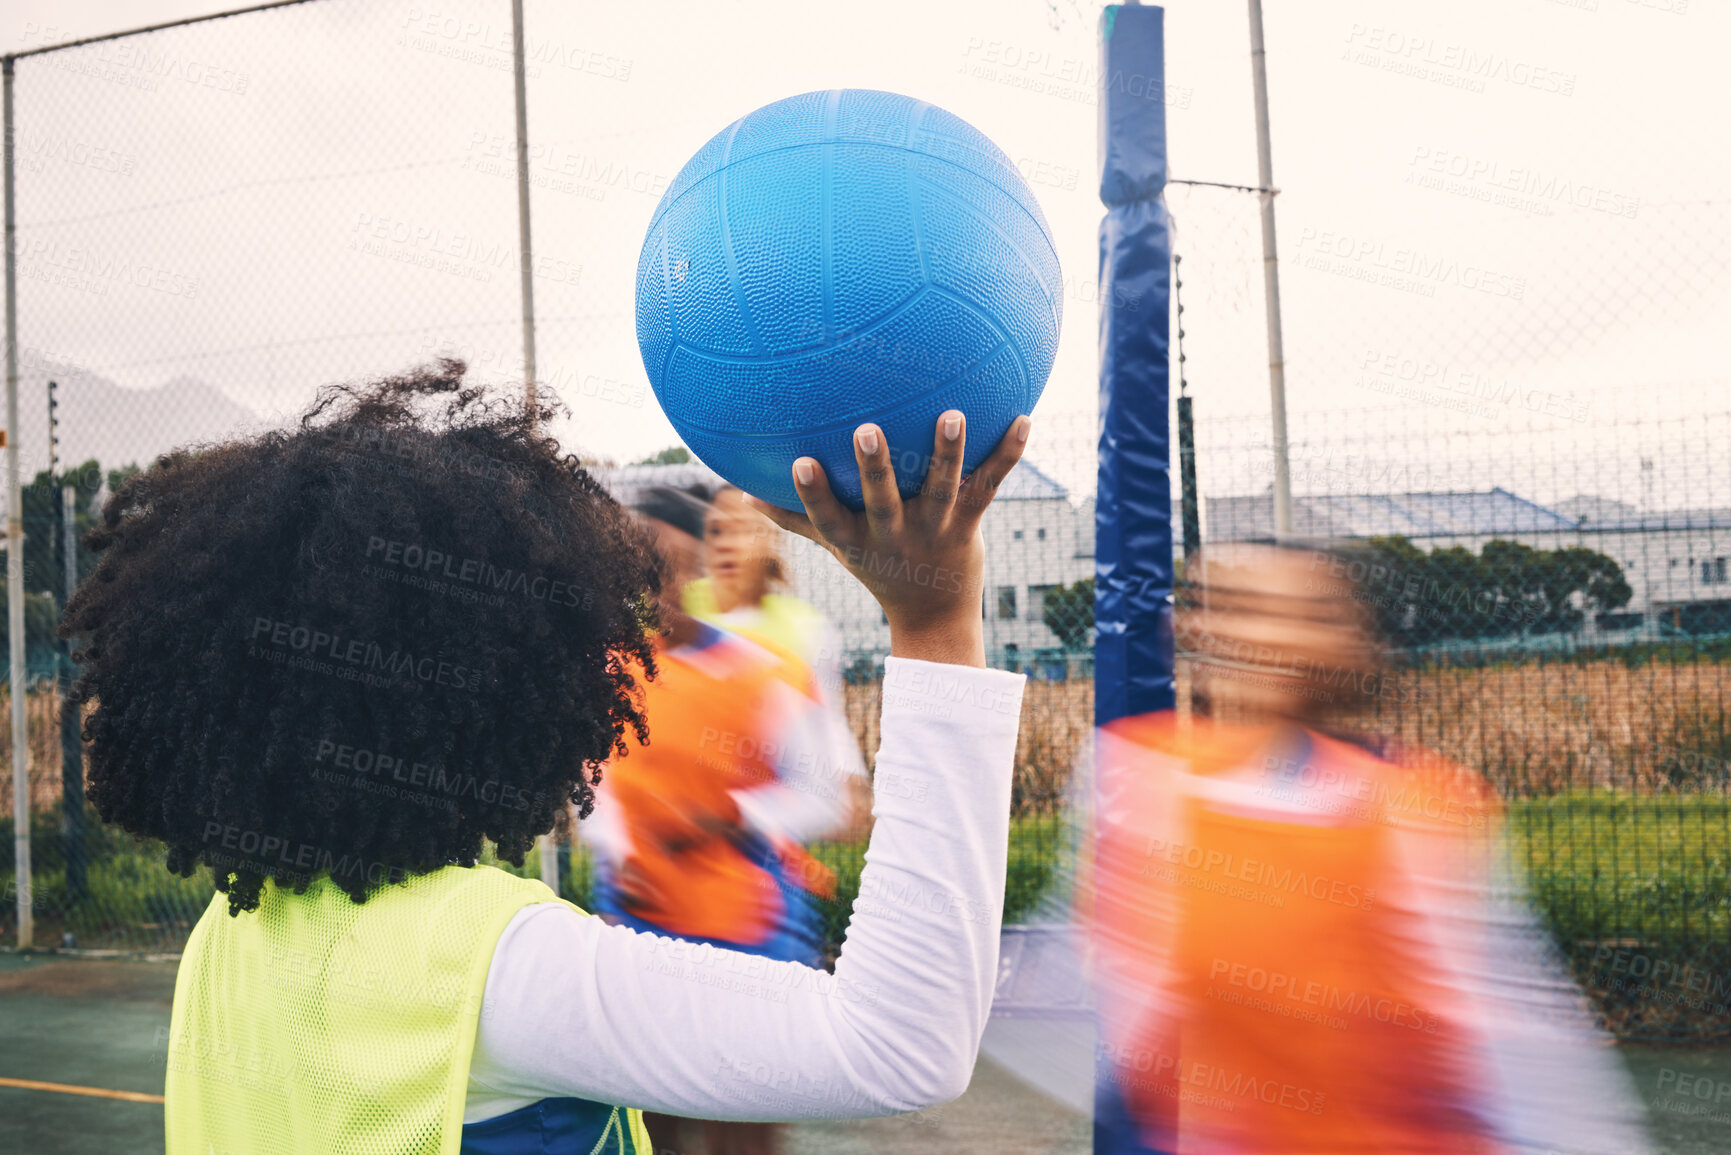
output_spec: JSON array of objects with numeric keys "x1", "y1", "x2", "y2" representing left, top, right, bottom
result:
[
  {"x1": 1184, "y1": 402, "x2": 1731, "y2": 1041},
  {"x1": 0, "y1": 0, "x2": 1095, "y2": 964},
  {"x1": 4, "y1": 0, "x2": 545, "y2": 956},
  {"x1": 2, "y1": 0, "x2": 1728, "y2": 1046},
  {"x1": 1169, "y1": 174, "x2": 1731, "y2": 1041}
]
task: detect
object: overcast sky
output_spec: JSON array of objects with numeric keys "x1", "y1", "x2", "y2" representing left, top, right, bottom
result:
[{"x1": 5, "y1": 0, "x2": 1726, "y2": 505}]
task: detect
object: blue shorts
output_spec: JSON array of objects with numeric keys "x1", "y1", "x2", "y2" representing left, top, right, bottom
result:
[{"x1": 1094, "y1": 1069, "x2": 1176, "y2": 1155}]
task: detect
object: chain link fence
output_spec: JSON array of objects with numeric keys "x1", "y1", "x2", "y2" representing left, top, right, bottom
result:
[
  {"x1": 2, "y1": 0, "x2": 560, "y2": 952},
  {"x1": 1184, "y1": 399, "x2": 1731, "y2": 1039},
  {"x1": 1169, "y1": 154, "x2": 1730, "y2": 1041},
  {"x1": 3, "y1": 0, "x2": 1728, "y2": 1047},
  {"x1": 0, "y1": 0, "x2": 1103, "y2": 961}
]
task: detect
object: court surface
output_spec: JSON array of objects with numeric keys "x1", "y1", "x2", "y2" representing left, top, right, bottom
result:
[{"x1": 2, "y1": 952, "x2": 1725, "y2": 1154}]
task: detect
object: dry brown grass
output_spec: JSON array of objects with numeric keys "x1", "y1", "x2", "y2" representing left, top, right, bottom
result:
[
  {"x1": 12, "y1": 661, "x2": 1723, "y2": 825},
  {"x1": 841, "y1": 660, "x2": 1730, "y2": 809},
  {"x1": 1340, "y1": 660, "x2": 1731, "y2": 794},
  {"x1": 844, "y1": 679, "x2": 1090, "y2": 817},
  {"x1": 0, "y1": 687, "x2": 79, "y2": 818}
]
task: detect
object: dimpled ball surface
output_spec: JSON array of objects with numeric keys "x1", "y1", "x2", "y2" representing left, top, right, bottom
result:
[{"x1": 635, "y1": 89, "x2": 1062, "y2": 511}]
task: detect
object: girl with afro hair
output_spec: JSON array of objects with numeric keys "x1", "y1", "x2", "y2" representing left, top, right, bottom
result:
[{"x1": 67, "y1": 361, "x2": 1031, "y2": 1155}]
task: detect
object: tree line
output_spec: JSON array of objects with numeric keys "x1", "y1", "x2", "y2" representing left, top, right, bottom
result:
[
  {"x1": 1038, "y1": 537, "x2": 1633, "y2": 652},
  {"x1": 0, "y1": 460, "x2": 140, "y2": 673}
]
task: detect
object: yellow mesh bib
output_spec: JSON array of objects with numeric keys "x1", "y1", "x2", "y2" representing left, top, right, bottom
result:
[
  {"x1": 682, "y1": 578, "x2": 825, "y2": 661},
  {"x1": 164, "y1": 864, "x2": 650, "y2": 1155}
]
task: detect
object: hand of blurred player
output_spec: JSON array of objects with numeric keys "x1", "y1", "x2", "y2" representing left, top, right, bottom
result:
[{"x1": 750, "y1": 410, "x2": 1030, "y2": 668}]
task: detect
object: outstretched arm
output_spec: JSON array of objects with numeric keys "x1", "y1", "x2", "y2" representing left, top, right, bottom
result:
[{"x1": 468, "y1": 412, "x2": 1033, "y2": 1122}]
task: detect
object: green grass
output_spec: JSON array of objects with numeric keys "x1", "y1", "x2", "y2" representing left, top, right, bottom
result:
[
  {"x1": 9, "y1": 797, "x2": 1726, "y2": 1039},
  {"x1": 806, "y1": 814, "x2": 1066, "y2": 955},
  {"x1": 523, "y1": 815, "x2": 1066, "y2": 957},
  {"x1": 13, "y1": 799, "x2": 1725, "y2": 962},
  {"x1": 2, "y1": 811, "x2": 1068, "y2": 960},
  {"x1": 1508, "y1": 793, "x2": 1731, "y2": 947},
  {"x1": 0, "y1": 809, "x2": 213, "y2": 951},
  {"x1": 1508, "y1": 792, "x2": 1731, "y2": 1038}
]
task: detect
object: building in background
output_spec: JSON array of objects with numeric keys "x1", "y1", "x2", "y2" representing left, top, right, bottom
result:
[
  {"x1": 1206, "y1": 487, "x2": 1731, "y2": 642},
  {"x1": 600, "y1": 459, "x2": 1096, "y2": 675}
]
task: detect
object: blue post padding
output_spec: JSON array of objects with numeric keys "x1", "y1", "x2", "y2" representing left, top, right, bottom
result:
[
  {"x1": 1097, "y1": 6, "x2": 1170, "y2": 207},
  {"x1": 1094, "y1": 4, "x2": 1174, "y2": 728}
]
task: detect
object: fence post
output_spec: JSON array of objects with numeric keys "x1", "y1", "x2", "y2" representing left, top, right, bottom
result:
[
  {"x1": 1094, "y1": 10, "x2": 1175, "y2": 1150},
  {"x1": 1094, "y1": 5, "x2": 1175, "y2": 729},
  {"x1": 1174, "y1": 257, "x2": 1201, "y2": 561},
  {"x1": 511, "y1": 0, "x2": 559, "y2": 899},
  {"x1": 60, "y1": 483, "x2": 83, "y2": 903},
  {"x1": 1247, "y1": 0, "x2": 1292, "y2": 540},
  {"x1": 511, "y1": 0, "x2": 538, "y2": 418},
  {"x1": 4, "y1": 52, "x2": 33, "y2": 950}
]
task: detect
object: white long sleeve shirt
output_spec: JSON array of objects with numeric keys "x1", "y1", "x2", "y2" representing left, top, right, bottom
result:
[{"x1": 465, "y1": 657, "x2": 1026, "y2": 1123}]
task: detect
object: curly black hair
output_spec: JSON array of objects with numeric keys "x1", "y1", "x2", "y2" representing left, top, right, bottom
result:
[{"x1": 63, "y1": 360, "x2": 661, "y2": 913}]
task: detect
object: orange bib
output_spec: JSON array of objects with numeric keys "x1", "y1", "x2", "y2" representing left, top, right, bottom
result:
[
  {"x1": 1092, "y1": 714, "x2": 1506, "y2": 1155},
  {"x1": 604, "y1": 628, "x2": 828, "y2": 944}
]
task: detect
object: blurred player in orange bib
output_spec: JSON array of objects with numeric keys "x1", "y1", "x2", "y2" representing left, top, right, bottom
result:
[
  {"x1": 582, "y1": 486, "x2": 863, "y2": 1155},
  {"x1": 583, "y1": 485, "x2": 859, "y2": 964},
  {"x1": 1086, "y1": 543, "x2": 1654, "y2": 1155}
]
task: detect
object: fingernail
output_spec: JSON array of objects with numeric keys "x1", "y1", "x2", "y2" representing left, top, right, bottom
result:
[
  {"x1": 943, "y1": 413, "x2": 962, "y2": 441},
  {"x1": 1016, "y1": 417, "x2": 1031, "y2": 443},
  {"x1": 795, "y1": 459, "x2": 814, "y2": 486},
  {"x1": 857, "y1": 426, "x2": 880, "y2": 455}
]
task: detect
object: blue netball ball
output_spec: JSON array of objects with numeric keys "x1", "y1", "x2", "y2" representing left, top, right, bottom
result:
[{"x1": 635, "y1": 89, "x2": 1062, "y2": 511}]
